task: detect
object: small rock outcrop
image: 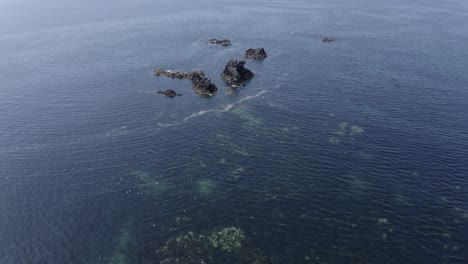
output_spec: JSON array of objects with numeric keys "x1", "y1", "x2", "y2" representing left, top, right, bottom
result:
[
  {"x1": 208, "y1": 38, "x2": 231, "y2": 47},
  {"x1": 245, "y1": 48, "x2": 267, "y2": 60},
  {"x1": 220, "y1": 59, "x2": 254, "y2": 86},
  {"x1": 322, "y1": 37, "x2": 334, "y2": 43},
  {"x1": 193, "y1": 78, "x2": 218, "y2": 96},
  {"x1": 158, "y1": 90, "x2": 181, "y2": 97}
]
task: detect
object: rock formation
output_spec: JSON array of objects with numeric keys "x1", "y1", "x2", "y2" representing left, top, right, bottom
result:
[
  {"x1": 245, "y1": 48, "x2": 267, "y2": 60},
  {"x1": 192, "y1": 77, "x2": 218, "y2": 96},
  {"x1": 208, "y1": 38, "x2": 231, "y2": 47},
  {"x1": 157, "y1": 90, "x2": 181, "y2": 97},
  {"x1": 154, "y1": 68, "x2": 217, "y2": 96},
  {"x1": 153, "y1": 69, "x2": 205, "y2": 80},
  {"x1": 220, "y1": 59, "x2": 254, "y2": 86}
]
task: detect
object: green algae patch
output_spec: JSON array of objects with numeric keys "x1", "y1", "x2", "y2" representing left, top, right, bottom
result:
[
  {"x1": 329, "y1": 122, "x2": 365, "y2": 144},
  {"x1": 333, "y1": 122, "x2": 349, "y2": 136},
  {"x1": 213, "y1": 132, "x2": 250, "y2": 157},
  {"x1": 230, "y1": 107, "x2": 263, "y2": 131},
  {"x1": 230, "y1": 167, "x2": 245, "y2": 180},
  {"x1": 156, "y1": 227, "x2": 266, "y2": 264},
  {"x1": 196, "y1": 178, "x2": 217, "y2": 195},
  {"x1": 208, "y1": 227, "x2": 245, "y2": 251},
  {"x1": 175, "y1": 216, "x2": 192, "y2": 226},
  {"x1": 106, "y1": 224, "x2": 136, "y2": 264},
  {"x1": 328, "y1": 136, "x2": 341, "y2": 144},
  {"x1": 108, "y1": 253, "x2": 127, "y2": 264},
  {"x1": 377, "y1": 218, "x2": 389, "y2": 224},
  {"x1": 454, "y1": 207, "x2": 468, "y2": 221},
  {"x1": 350, "y1": 125, "x2": 365, "y2": 136},
  {"x1": 131, "y1": 169, "x2": 171, "y2": 194}
]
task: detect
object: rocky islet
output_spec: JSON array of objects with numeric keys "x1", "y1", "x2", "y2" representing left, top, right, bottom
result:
[
  {"x1": 208, "y1": 38, "x2": 232, "y2": 47},
  {"x1": 157, "y1": 90, "x2": 181, "y2": 97},
  {"x1": 245, "y1": 48, "x2": 267, "y2": 60},
  {"x1": 220, "y1": 59, "x2": 254, "y2": 87}
]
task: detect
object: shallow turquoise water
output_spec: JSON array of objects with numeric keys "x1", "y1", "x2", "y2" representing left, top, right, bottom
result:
[{"x1": 1, "y1": 0, "x2": 468, "y2": 263}]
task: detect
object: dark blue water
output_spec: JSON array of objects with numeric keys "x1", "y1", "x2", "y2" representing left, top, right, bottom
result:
[{"x1": 1, "y1": 0, "x2": 468, "y2": 263}]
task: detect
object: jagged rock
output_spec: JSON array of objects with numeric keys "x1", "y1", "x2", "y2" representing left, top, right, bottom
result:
[
  {"x1": 322, "y1": 37, "x2": 334, "y2": 43},
  {"x1": 245, "y1": 48, "x2": 267, "y2": 60},
  {"x1": 158, "y1": 90, "x2": 182, "y2": 97},
  {"x1": 208, "y1": 38, "x2": 231, "y2": 47},
  {"x1": 220, "y1": 59, "x2": 254, "y2": 86},
  {"x1": 193, "y1": 78, "x2": 218, "y2": 96}
]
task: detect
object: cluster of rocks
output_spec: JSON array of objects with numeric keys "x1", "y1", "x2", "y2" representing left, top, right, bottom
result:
[
  {"x1": 245, "y1": 48, "x2": 267, "y2": 60},
  {"x1": 153, "y1": 68, "x2": 218, "y2": 96},
  {"x1": 153, "y1": 39, "x2": 270, "y2": 97},
  {"x1": 208, "y1": 38, "x2": 231, "y2": 47},
  {"x1": 153, "y1": 69, "x2": 206, "y2": 80}
]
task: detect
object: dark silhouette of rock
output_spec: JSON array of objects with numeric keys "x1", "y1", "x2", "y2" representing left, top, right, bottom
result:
[
  {"x1": 193, "y1": 77, "x2": 218, "y2": 96},
  {"x1": 322, "y1": 37, "x2": 334, "y2": 43},
  {"x1": 245, "y1": 48, "x2": 267, "y2": 60},
  {"x1": 158, "y1": 90, "x2": 181, "y2": 97},
  {"x1": 208, "y1": 38, "x2": 231, "y2": 47},
  {"x1": 220, "y1": 59, "x2": 254, "y2": 86}
]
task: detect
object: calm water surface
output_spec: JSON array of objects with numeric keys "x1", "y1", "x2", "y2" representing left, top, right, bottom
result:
[{"x1": 1, "y1": 0, "x2": 468, "y2": 263}]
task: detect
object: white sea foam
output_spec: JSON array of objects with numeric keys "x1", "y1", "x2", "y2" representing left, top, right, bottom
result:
[
  {"x1": 157, "y1": 90, "x2": 266, "y2": 127},
  {"x1": 157, "y1": 122, "x2": 177, "y2": 127}
]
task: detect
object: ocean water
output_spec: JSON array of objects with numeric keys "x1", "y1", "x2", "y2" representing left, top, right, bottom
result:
[{"x1": 1, "y1": 0, "x2": 468, "y2": 263}]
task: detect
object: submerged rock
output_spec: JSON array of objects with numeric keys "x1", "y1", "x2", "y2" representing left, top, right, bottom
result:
[
  {"x1": 220, "y1": 59, "x2": 254, "y2": 86},
  {"x1": 245, "y1": 48, "x2": 267, "y2": 60},
  {"x1": 208, "y1": 227, "x2": 245, "y2": 251},
  {"x1": 208, "y1": 38, "x2": 231, "y2": 47},
  {"x1": 157, "y1": 90, "x2": 181, "y2": 97},
  {"x1": 322, "y1": 37, "x2": 334, "y2": 43}
]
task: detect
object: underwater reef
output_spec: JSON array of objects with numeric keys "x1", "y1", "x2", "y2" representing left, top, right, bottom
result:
[{"x1": 156, "y1": 227, "x2": 267, "y2": 264}]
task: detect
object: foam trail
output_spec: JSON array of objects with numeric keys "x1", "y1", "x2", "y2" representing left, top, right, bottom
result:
[
  {"x1": 157, "y1": 122, "x2": 178, "y2": 127},
  {"x1": 157, "y1": 90, "x2": 266, "y2": 127},
  {"x1": 183, "y1": 109, "x2": 219, "y2": 122},
  {"x1": 185, "y1": 90, "x2": 266, "y2": 122}
]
